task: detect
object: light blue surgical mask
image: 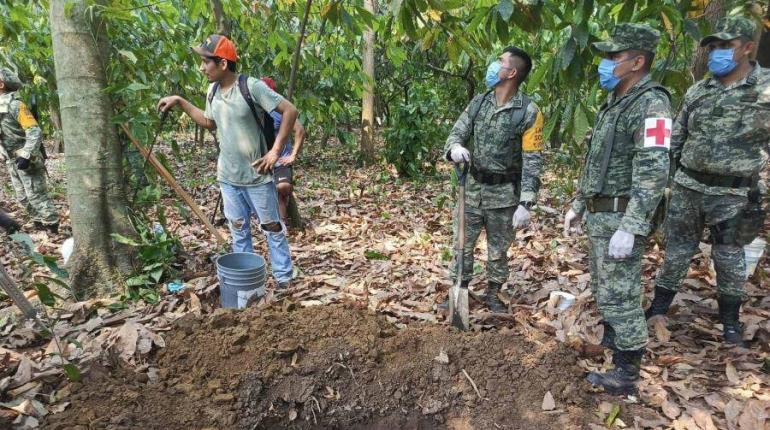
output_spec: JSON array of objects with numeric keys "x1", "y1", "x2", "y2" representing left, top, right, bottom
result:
[
  {"x1": 485, "y1": 61, "x2": 503, "y2": 88},
  {"x1": 708, "y1": 48, "x2": 737, "y2": 77},
  {"x1": 597, "y1": 58, "x2": 633, "y2": 90},
  {"x1": 598, "y1": 56, "x2": 640, "y2": 91}
]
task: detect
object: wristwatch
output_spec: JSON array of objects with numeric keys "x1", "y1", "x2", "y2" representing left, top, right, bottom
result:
[{"x1": 520, "y1": 201, "x2": 534, "y2": 210}]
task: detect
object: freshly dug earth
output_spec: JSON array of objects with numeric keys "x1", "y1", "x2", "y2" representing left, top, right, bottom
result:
[{"x1": 46, "y1": 304, "x2": 602, "y2": 429}]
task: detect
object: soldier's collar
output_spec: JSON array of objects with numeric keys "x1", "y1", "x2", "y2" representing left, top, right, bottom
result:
[{"x1": 496, "y1": 91, "x2": 523, "y2": 110}]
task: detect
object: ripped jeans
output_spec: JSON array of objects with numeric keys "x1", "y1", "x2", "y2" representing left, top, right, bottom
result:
[{"x1": 219, "y1": 181, "x2": 293, "y2": 283}]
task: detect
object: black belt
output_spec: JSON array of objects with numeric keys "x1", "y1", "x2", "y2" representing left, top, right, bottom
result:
[
  {"x1": 469, "y1": 165, "x2": 518, "y2": 186},
  {"x1": 681, "y1": 167, "x2": 752, "y2": 188},
  {"x1": 586, "y1": 196, "x2": 629, "y2": 213}
]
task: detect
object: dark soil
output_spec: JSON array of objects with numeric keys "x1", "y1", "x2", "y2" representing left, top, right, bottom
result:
[{"x1": 45, "y1": 304, "x2": 602, "y2": 429}]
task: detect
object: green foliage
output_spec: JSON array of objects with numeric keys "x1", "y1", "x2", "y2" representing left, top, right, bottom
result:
[
  {"x1": 2, "y1": 0, "x2": 763, "y2": 193},
  {"x1": 383, "y1": 84, "x2": 447, "y2": 178},
  {"x1": 111, "y1": 211, "x2": 182, "y2": 303}
]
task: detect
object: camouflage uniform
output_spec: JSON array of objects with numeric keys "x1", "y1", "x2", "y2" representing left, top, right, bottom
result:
[
  {"x1": 445, "y1": 91, "x2": 545, "y2": 285},
  {"x1": 0, "y1": 69, "x2": 58, "y2": 227},
  {"x1": 572, "y1": 25, "x2": 672, "y2": 351},
  {"x1": 655, "y1": 18, "x2": 769, "y2": 301}
]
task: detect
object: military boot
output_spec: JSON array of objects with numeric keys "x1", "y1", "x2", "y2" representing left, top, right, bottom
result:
[
  {"x1": 599, "y1": 321, "x2": 617, "y2": 351},
  {"x1": 717, "y1": 295, "x2": 746, "y2": 347},
  {"x1": 644, "y1": 285, "x2": 676, "y2": 319},
  {"x1": 586, "y1": 348, "x2": 644, "y2": 396},
  {"x1": 484, "y1": 281, "x2": 507, "y2": 313},
  {"x1": 438, "y1": 279, "x2": 470, "y2": 311},
  {"x1": 0, "y1": 211, "x2": 20, "y2": 234}
]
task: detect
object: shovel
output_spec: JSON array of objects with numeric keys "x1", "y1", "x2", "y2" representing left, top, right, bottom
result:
[{"x1": 449, "y1": 162, "x2": 470, "y2": 331}]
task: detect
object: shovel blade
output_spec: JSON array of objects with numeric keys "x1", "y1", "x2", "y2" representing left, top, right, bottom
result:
[{"x1": 448, "y1": 283, "x2": 469, "y2": 331}]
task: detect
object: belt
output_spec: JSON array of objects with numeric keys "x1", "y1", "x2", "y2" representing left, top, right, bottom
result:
[
  {"x1": 586, "y1": 196, "x2": 629, "y2": 213},
  {"x1": 681, "y1": 167, "x2": 752, "y2": 188},
  {"x1": 469, "y1": 165, "x2": 518, "y2": 186}
]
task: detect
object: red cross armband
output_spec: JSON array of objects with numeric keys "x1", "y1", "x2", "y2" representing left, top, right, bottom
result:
[{"x1": 643, "y1": 117, "x2": 671, "y2": 150}]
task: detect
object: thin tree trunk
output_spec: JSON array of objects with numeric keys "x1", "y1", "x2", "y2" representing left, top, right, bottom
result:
[
  {"x1": 360, "y1": 0, "x2": 377, "y2": 164},
  {"x1": 209, "y1": 0, "x2": 231, "y2": 36},
  {"x1": 283, "y1": 0, "x2": 314, "y2": 229},
  {"x1": 287, "y1": 0, "x2": 313, "y2": 101},
  {"x1": 50, "y1": 0, "x2": 135, "y2": 297},
  {"x1": 690, "y1": 0, "x2": 726, "y2": 81}
]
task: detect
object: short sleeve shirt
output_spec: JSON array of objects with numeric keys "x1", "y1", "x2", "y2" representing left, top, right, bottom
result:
[{"x1": 205, "y1": 76, "x2": 283, "y2": 186}]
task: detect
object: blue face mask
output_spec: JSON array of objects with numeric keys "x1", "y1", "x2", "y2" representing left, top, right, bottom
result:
[
  {"x1": 485, "y1": 61, "x2": 503, "y2": 88},
  {"x1": 708, "y1": 48, "x2": 737, "y2": 77},
  {"x1": 598, "y1": 58, "x2": 622, "y2": 90}
]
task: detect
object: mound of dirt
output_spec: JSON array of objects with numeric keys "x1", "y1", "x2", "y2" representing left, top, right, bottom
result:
[{"x1": 45, "y1": 304, "x2": 601, "y2": 429}]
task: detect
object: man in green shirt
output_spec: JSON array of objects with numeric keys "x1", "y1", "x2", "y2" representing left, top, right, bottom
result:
[{"x1": 158, "y1": 35, "x2": 298, "y2": 288}]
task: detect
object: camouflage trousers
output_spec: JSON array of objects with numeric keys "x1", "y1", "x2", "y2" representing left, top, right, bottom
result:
[
  {"x1": 656, "y1": 183, "x2": 747, "y2": 298},
  {"x1": 6, "y1": 159, "x2": 58, "y2": 225},
  {"x1": 585, "y1": 210, "x2": 648, "y2": 351},
  {"x1": 453, "y1": 205, "x2": 515, "y2": 285}
]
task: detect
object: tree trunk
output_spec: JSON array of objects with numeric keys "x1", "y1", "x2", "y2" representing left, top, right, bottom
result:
[
  {"x1": 690, "y1": 0, "x2": 726, "y2": 81},
  {"x1": 287, "y1": 0, "x2": 313, "y2": 101},
  {"x1": 360, "y1": 0, "x2": 377, "y2": 165},
  {"x1": 50, "y1": 0, "x2": 135, "y2": 298},
  {"x1": 209, "y1": 0, "x2": 231, "y2": 36}
]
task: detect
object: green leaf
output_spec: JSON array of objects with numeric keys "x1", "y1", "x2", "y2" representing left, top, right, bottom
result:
[
  {"x1": 118, "y1": 50, "x2": 138, "y2": 63},
  {"x1": 125, "y1": 82, "x2": 150, "y2": 92},
  {"x1": 62, "y1": 363, "x2": 81, "y2": 382},
  {"x1": 35, "y1": 283, "x2": 56, "y2": 307},
  {"x1": 111, "y1": 233, "x2": 140, "y2": 246},
  {"x1": 605, "y1": 403, "x2": 620, "y2": 426},
  {"x1": 10, "y1": 232, "x2": 35, "y2": 252},
  {"x1": 497, "y1": 0, "x2": 514, "y2": 21},
  {"x1": 364, "y1": 250, "x2": 390, "y2": 260}
]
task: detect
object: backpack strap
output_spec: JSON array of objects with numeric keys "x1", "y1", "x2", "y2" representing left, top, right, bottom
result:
[
  {"x1": 508, "y1": 92, "x2": 531, "y2": 136},
  {"x1": 594, "y1": 82, "x2": 671, "y2": 193},
  {"x1": 237, "y1": 74, "x2": 265, "y2": 134},
  {"x1": 207, "y1": 82, "x2": 220, "y2": 105}
]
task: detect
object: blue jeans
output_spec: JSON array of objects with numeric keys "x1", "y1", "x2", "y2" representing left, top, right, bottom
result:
[{"x1": 219, "y1": 181, "x2": 293, "y2": 283}]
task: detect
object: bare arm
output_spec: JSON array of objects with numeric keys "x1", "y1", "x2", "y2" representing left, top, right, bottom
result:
[
  {"x1": 157, "y1": 95, "x2": 216, "y2": 130},
  {"x1": 252, "y1": 99, "x2": 299, "y2": 173},
  {"x1": 290, "y1": 119, "x2": 306, "y2": 158}
]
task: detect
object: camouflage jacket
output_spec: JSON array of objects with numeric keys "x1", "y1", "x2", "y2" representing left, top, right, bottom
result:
[
  {"x1": 672, "y1": 63, "x2": 770, "y2": 196},
  {"x1": 444, "y1": 90, "x2": 545, "y2": 209},
  {"x1": 0, "y1": 91, "x2": 43, "y2": 161},
  {"x1": 573, "y1": 75, "x2": 672, "y2": 236}
]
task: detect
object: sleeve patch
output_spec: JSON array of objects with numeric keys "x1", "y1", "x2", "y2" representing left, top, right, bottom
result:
[
  {"x1": 522, "y1": 111, "x2": 544, "y2": 152},
  {"x1": 17, "y1": 103, "x2": 38, "y2": 129},
  {"x1": 643, "y1": 117, "x2": 671, "y2": 149}
]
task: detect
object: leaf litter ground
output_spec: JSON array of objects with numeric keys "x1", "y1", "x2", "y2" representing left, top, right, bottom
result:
[{"x1": 0, "y1": 135, "x2": 768, "y2": 429}]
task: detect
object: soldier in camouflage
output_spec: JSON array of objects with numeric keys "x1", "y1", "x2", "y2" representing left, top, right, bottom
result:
[
  {"x1": 563, "y1": 24, "x2": 672, "y2": 395},
  {"x1": 0, "y1": 68, "x2": 59, "y2": 233},
  {"x1": 440, "y1": 46, "x2": 545, "y2": 314},
  {"x1": 648, "y1": 17, "x2": 769, "y2": 347}
]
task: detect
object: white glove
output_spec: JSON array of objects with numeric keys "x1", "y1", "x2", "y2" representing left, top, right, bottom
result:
[
  {"x1": 512, "y1": 205, "x2": 530, "y2": 229},
  {"x1": 608, "y1": 229, "x2": 635, "y2": 259},
  {"x1": 563, "y1": 209, "x2": 583, "y2": 237},
  {"x1": 450, "y1": 146, "x2": 470, "y2": 163}
]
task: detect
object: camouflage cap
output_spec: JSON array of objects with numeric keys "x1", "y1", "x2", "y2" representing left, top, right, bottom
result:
[
  {"x1": 593, "y1": 23, "x2": 661, "y2": 53},
  {"x1": 700, "y1": 16, "x2": 757, "y2": 47},
  {"x1": 0, "y1": 68, "x2": 22, "y2": 91}
]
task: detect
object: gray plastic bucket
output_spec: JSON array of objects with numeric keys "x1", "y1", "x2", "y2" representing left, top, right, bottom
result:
[{"x1": 216, "y1": 253, "x2": 267, "y2": 309}]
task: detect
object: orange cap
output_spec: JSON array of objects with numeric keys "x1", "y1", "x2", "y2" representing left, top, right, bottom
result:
[{"x1": 193, "y1": 34, "x2": 238, "y2": 63}]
